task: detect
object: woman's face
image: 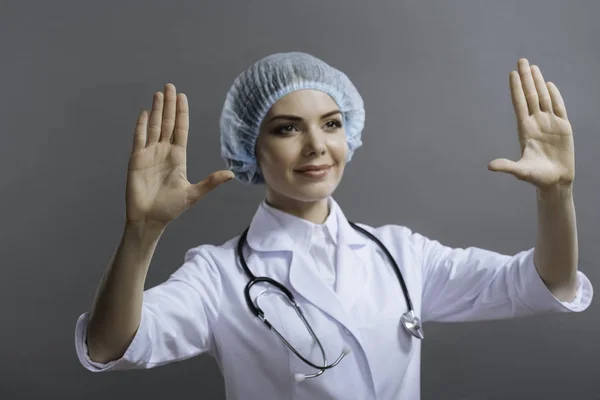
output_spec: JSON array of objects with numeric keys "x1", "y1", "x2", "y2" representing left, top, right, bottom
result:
[{"x1": 255, "y1": 89, "x2": 348, "y2": 206}]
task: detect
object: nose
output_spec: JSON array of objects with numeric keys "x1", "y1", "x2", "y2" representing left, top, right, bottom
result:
[{"x1": 302, "y1": 128, "x2": 327, "y2": 157}]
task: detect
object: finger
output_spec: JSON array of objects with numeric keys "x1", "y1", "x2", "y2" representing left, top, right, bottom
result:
[
  {"x1": 133, "y1": 110, "x2": 148, "y2": 152},
  {"x1": 547, "y1": 82, "x2": 568, "y2": 120},
  {"x1": 188, "y1": 170, "x2": 235, "y2": 203},
  {"x1": 531, "y1": 65, "x2": 552, "y2": 112},
  {"x1": 147, "y1": 92, "x2": 164, "y2": 146},
  {"x1": 518, "y1": 58, "x2": 539, "y2": 115},
  {"x1": 160, "y1": 83, "x2": 177, "y2": 143},
  {"x1": 509, "y1": 71, "x2": 528, "y2": 121},
  {"x1": 488, "y1": 158, "x2": 528, "y2": 181},
  {"x1": 172, "y1": 93, "x2": 189, "y2": 147}
]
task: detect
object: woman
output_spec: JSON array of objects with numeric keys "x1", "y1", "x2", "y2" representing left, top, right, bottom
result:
[{"x1": 75, "y1": 52, "x2": 592, "y2": 399}]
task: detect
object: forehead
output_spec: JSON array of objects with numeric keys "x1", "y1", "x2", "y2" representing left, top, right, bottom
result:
[{"x1": 266, "y1": 89, "x2": 339, "y2": 117}]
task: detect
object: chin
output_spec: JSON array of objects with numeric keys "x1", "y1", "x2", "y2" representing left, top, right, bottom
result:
[
  {"x1": 288, "y1": 182, "x2": 339, "y2": 203},
  {"x1": 265, "y1": 168, "x2": 344, "y2": 204}
]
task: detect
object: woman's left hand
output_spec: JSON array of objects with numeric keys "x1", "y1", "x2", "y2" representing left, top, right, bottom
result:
[{"x1": 488, "y1": 58, "x2": 574, "y2": 190}]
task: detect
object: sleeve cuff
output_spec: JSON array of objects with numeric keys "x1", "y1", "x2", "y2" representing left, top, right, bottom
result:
[
  {"x1": 515, "y1": 248, "x2": 593, "y2": 313},
  {"x1": 74, "y1": 308, "x2": 153, "y2": 372}
]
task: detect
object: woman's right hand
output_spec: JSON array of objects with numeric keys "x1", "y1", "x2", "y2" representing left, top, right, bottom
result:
[{"x1": 125, "y1": 83, "x2": 235, "y2": 227}]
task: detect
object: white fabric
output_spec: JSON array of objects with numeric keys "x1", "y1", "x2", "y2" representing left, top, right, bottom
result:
[
  {"x1": 263, "y1": 198, "x2": 338, "y2": 288},
  {"x1": 74, "y1": 197, "x2": 593, "y2": 400}
]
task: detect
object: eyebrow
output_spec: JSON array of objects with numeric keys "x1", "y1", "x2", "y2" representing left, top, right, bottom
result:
[{"x1": 267, "y1": 110, "x2": 342, "y2": 123}]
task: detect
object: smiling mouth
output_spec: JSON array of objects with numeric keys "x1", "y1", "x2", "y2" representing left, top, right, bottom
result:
[
  {"x1": 294, "y1": 164, "x2": 333, "y2": 172},
  {"x1": 294, "y1": 165, "x2": 333, "y2": 178}
]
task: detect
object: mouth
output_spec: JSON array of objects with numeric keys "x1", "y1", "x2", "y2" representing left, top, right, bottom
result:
[{"x1": 294, "y1": 164, "x2": 333, "y2": 178}]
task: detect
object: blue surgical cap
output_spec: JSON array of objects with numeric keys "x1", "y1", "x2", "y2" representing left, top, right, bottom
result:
[{"x1": 219, "y1": 52, "x2": 365, "y2": 184}]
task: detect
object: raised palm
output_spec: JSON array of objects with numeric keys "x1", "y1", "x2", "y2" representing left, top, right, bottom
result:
[
  {"x1": 488, "y1": 59, "x2": 574, "y2": 190},
  {"x1": 125, "y1": 83, "x2": 234, "y2": 226}
]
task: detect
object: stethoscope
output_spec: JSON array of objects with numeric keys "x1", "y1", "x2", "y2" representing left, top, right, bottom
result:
[{"x1": 237, "y1": 220, "x2": 424, "y2": 382}]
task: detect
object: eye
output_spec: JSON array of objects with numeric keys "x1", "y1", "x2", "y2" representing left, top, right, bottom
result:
[
  {"x1": 324, "y1": 119, "x2": 343, "y2": 130},
  {"x1": 274, "y1": 124, "x2": 298, "y2": 134}
]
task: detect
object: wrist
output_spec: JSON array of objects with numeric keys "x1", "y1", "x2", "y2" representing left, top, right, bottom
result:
[
  {"x1": 124, "y1": 219, "x2": 167, "y2": 239},
  {"x1": 536, "y1": 183, "x2": 573, "y2": 201}
]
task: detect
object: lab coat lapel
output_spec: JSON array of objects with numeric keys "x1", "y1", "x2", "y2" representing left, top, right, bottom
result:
[
  {"x1": 334, "y1": 215, "x2": 371, "y2": 312},
  {"x1": 287, "y1": 200, "x2": 370, "y2": 331},
  {"x1": 287, "y1": 246, "x2": 355, "y2": 330},
  {"x1": 245, "y1": 199, "x2": 365, "y2": 336},
  {"x1": 244, "y1": 200, "x2": 378, "y2": 393}
]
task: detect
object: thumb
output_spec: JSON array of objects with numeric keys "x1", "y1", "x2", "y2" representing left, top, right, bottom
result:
[
  {"x1": 488, "y1": 158, "x2": 527, "y2": 179},
  {"x1": 188, "y1": 170, "x2": 235, "y2": 204}
]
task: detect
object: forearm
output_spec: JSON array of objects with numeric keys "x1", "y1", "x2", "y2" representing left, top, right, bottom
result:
[
  {"x1": 533, "y1": 184, "x2": 579, "y2": 302},
  {"x1": 86, "y1": 220, "x2": 166, "y2": 363}
]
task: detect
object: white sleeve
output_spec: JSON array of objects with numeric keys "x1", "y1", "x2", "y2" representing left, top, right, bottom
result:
[
  {"x1": 74, "y1": 246, "x2": 222, "y2": 372},
  {"x1": 412, "y1": 232, "x2": 593, "y2": 323}
]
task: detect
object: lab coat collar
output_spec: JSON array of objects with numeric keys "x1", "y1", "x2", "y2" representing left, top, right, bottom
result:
[
  {"x1": 246, "y1": 196, "x2": 369, "y2": 252},
  {"x1": 261, "y1": 197, "x2": 338, "y2": 251}
]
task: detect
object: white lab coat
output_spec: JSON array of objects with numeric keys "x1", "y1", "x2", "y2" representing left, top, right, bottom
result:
[{"x1": 74, "y1": 197, "x2": 593, "y2": 400}]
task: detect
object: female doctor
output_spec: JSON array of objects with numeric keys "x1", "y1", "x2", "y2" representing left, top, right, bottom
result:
[{"x1": 75, "y1": 53, "x2": 592, "y2": 399}]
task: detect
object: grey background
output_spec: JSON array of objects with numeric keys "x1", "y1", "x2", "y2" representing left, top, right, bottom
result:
[{"x1": 1, "y1": 0, "x2": 598, "y2": 399}]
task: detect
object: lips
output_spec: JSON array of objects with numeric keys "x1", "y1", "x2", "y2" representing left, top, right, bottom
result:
[{"x1": 295, "y1": 164, "x2": 332, "y2": 172}]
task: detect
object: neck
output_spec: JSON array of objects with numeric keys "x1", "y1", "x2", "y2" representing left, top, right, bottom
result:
[{"x1": 265, "y1": 191, "x2": 330, "y2": 224}]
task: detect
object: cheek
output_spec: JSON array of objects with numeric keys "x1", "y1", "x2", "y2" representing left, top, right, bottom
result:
[
  {"x1": 259, "y1": 144, "x2": 296, "y2": 175},
  {"x1": 328, "y1": 134, "x2": 349, "y2": 162}
]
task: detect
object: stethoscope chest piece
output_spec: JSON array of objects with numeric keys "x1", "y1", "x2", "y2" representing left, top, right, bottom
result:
[{"x1": 401, "y1": 310, "x2": 424, "y2": 339}]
